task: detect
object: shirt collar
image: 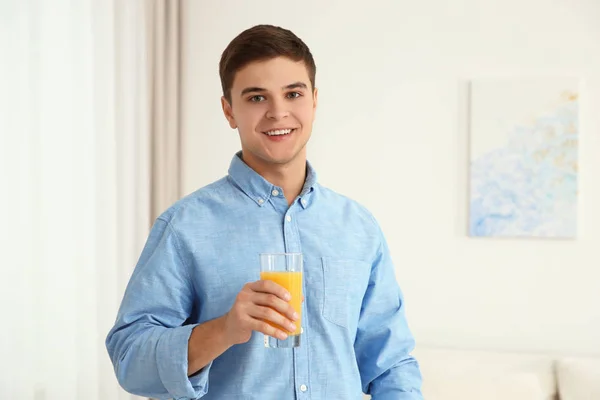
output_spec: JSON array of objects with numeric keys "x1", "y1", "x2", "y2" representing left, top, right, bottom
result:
[{"x1": 227, "y1": 151, "x2": 317, "y2": 208}]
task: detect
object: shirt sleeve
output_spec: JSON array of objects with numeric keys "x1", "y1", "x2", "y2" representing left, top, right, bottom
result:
[
  {"x1": 105, "y1": 217, "x2": 210, "y2": 400},
  {"x1": 354, "y1": 222, "x2": 424, "y2": 400}
]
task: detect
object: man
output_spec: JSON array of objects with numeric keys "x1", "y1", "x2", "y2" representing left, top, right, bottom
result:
[{"x1": 106, "y1": 24, "x2": 423, "y2": 399}]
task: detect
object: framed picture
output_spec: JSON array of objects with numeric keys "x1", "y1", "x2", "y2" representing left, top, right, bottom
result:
[{"x1": 468, "y1": 77, "x2": 579, "y2": 238}]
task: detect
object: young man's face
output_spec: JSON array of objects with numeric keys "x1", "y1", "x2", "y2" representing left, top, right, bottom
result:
[{"x1": 222, "y1": 56, "x2": 318, "y2": 170}]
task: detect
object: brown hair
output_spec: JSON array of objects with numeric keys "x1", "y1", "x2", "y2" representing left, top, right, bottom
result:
[{"x1": 219, "y1": 24, "x2": 316, "y2": 103}]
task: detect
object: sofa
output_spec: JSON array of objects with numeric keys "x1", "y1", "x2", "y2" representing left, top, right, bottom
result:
[{"x1": 364, "y1": 346, "x2": 600, "y2": 399}]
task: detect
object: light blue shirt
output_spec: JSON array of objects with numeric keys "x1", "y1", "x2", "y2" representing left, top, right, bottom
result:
[{"x1": 106, "y1": 152, "x2": 423, "y2": 400}]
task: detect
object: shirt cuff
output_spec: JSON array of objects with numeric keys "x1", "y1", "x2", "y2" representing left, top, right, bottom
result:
[{"x1": 156, "y1": 324, "x2": 211, "y2": 399}]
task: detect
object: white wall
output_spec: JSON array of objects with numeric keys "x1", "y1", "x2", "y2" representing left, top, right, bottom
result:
[{"x1": 181, "y1": 0, "x2": 600, "y2": 357}]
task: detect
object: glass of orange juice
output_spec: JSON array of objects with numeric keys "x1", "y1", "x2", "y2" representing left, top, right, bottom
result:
[{"x1": 259, "y1": 252, "x2": 303, "y2": 348}]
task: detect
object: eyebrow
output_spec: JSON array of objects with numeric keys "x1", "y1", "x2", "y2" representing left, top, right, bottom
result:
[{"x1": 240, "y1": 81, "x2": 308, "y2": 96}]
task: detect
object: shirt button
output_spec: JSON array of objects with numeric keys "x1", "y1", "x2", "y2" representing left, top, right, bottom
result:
[
  {"x1": 301, "y1": 199, "x2": 307, "y2": 206},
  {"x1": 272, "y1": 189, "x2": 279, "y2": 196},
  {"x1": 300, "y1": 327, "x2": 304, "y2": 333},
  {"x1": 286, "y1": 215, "x2": 292, "y2": 222},
  {"x1": 257, "y1": 198, "x2": 264, "y2": 204},
  {"x1": 300, "y1": 384, "x2": 308, "y2": 392}
]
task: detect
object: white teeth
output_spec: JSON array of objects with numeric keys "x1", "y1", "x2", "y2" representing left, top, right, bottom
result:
[{"x1": 264, "y1": 129, "x2": 293, "y2": 136}]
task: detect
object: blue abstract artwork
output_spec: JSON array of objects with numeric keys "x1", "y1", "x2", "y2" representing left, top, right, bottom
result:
[{"x1": 468, "y1": 78, "x2": 579, "y2": 238}]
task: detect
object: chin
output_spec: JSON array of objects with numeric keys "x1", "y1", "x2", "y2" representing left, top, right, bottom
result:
[
  {"x1": 263, "y1": 155, "x2": 293, "y2": 165},
  {"x1": 264, "y1": 151, "x2": 302, "y2": 166}
]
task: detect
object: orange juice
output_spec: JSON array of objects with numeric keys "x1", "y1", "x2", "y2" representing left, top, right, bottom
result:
[{"x1": 260, "y1": 271, "x2": 303, "y2": 336}]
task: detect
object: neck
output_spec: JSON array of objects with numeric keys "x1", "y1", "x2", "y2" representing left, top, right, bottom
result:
[{"x1": 241, "y1": 151, "x2": 307, "y2": 205}]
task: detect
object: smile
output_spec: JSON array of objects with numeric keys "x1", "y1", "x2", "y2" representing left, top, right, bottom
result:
[{"x1": 262, "y1": 128, "x2": 296, "y2": 136}]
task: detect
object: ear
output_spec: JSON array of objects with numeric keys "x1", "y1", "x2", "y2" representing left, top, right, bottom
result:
[
  {"x1": 221, "y1": 96, "x2": 237, "y2": 129},
  {"x1": 311, "y1": 88, "x2": 318, "y2": 123}
]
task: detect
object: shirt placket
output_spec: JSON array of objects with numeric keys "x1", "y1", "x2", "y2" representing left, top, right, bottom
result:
[{"x1": 282, "y1": 201, "x2": 311, "y2": 399}]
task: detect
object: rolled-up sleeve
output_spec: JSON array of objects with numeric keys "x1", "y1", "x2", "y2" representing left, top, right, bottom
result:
[
  {"x1": 354, "y1": 223, "x2": 423, "y2": 400},
  {"x1": 105, "y1": 217, "x2": 210, "y2": 400}
]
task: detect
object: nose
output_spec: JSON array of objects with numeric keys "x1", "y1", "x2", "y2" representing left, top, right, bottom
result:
[{"x1": 265, "y1": 98, "x2": 289, "y2": 120}]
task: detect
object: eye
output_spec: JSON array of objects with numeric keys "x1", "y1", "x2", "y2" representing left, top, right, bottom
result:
[
  {"x1": 249, "y1": 95, "x2": 266, "y2": 102},
  {"x1": 287, "y1": 91, "x2": 302, "y2": 99}
]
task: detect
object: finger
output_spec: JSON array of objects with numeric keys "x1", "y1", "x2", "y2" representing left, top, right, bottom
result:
[
  {"x1": 250, "y1": 318, "x2": 289, "y2": 340},
  {"x1": 254, "y1": 292, "x2": 299, "y2": 321},
  {"x1": 248, "y1": 305, "x2": 297, "y2": 333},
  {"x1": 250, "y1": 280, "x2": 292, "y2": 301}
]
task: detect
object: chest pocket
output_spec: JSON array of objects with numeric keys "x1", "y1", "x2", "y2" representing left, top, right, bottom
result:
[{"x1": 321, "y1": 257, "x2": 371, "y2": 329}]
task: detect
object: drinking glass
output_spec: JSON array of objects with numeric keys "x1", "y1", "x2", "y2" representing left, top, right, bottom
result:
[{"x1": 259, "y1": 252, "x2": 303, "y2": 348}]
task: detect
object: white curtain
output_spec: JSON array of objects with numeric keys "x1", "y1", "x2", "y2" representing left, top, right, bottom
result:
[
  {"x1": 0, "y1": 1, "x2": 152, "y2": 399},
  {"x1": 147, "y1": 0, "x2": 184, "y2": 220}
]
